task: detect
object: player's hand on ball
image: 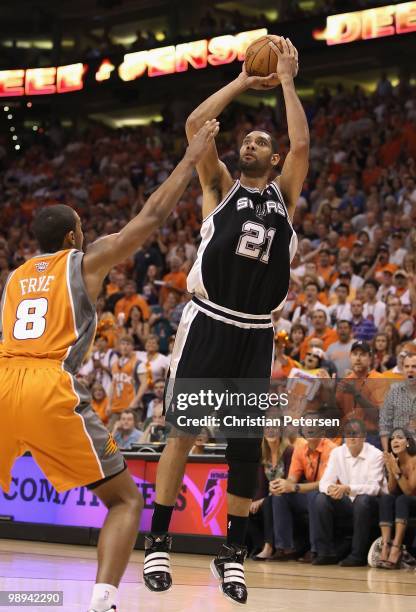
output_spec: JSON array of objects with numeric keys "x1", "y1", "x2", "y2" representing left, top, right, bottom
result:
[
  {"x1": 185, "y1": 119, "x2": 220, "y2": 164},
  {"x1": 238, "y1": 64, "x2": 279, "y2": 91},
  {"x1": 269, "y1": 37, "x2": 299, "y2": 80}
]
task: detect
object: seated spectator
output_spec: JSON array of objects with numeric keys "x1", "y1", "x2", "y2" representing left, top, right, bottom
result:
[
  {"x1": 299, "y1": 309, "x2": 338, "y2": 361},
  {"x1": 315, "y1": 419, "x2": 386, "y2": 566},
  {"x1": 377, "y1": 428, "x2": 416, "y2": 568},
  {"x1": 149, "y1": 293, "x2": 177, "y2": 352},
  {"x1": 144, "y1": 377, "x2": 165, "y2": 420},
  {"x1": 142, "y1": 264, "x2": 161, "y2": 306},
  {"x1": 114, "y1": 279, "x2": 150, "y2": 322},
  {"x1": 351, "y1": 298, "x2": 378, "y2": 341},
  {"x1": 269, "y1": 418, "x2": 336, "y2": 562},
  {"x1": 288, "y1": 323, "x2": 307, "y2": 362},
  {"x1": 385, "y1": 295, "x2": 414, "y2": 340},
  {"x1": 292, "y1": 281, "x2": 329, "y2": 332},
  {"x1": 248, "y1": 431, "x2": 293, "y2": 561},
  {"x1": 140, "y1": 402, "x2": 171, "y2": 443},
  {"x1": 113, "y1": 410, "x2": 142, "y2": 450},
  {"x1": 380, "y1": 353, "x2": 416, "y2": 450},
  {"x1": 326, "y1": 320, "x2": 354, "y2": 377},
  {"x1": 190, "y1": 427, "x2": 211, "y2": 455},
  {"x1": 372, "y1": 332, "x2": 396, "y2": 373},
  {"x1": 124, "y1": 305, "x2": 149, "y2": 351},
  {"x1": 91, "y1": 382, "x2": 109, "y2": 426}
]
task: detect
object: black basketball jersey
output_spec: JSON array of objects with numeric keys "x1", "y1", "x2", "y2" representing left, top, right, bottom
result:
[{"x1": 187, "y1": 179, "x2": 298, "y2": 315}]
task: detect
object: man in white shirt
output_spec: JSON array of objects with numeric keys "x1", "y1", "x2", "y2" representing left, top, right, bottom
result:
[
  {"x1": 362, "y1": 279, "x2": 386, "y2": 328},
  {"x1": 326, "y1": 320, "x2": 354, "y2": 377},
  {"x1": 313, "y1": 420, "x2": 386, "y2": 567}
]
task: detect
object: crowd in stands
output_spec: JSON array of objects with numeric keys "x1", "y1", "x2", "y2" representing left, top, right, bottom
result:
[{"x1": 1, "y1": 71, "x2": 416, "y2": 566}]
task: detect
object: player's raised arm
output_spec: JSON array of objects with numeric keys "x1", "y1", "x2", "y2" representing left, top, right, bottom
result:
[
  {"x1": 270, "y1": 37, "x2": 309, "y2": 220},
  {"x1": 186, "y1": 69, "x2": 278, "y2": 218},
  {"x1": 83, "y1": 120, "x2": 219, "y2": 303}
]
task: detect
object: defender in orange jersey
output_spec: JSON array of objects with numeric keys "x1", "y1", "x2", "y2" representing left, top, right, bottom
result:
[{"x1": 0, "y1": 119, "x2": 219, "y2": 612}]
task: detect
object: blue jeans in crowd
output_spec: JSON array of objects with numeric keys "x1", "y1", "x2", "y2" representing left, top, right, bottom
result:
[
  {"x1": 272, "y1": 490, "x2": 319, "y2": 552},
  {"x1": 379, "y1": 493, "x2": 416, "y2": 525}
]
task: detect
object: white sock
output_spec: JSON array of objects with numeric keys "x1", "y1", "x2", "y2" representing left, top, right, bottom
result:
[{"x1": 89, "y1": 583, "x2": 118, "y2": 612}]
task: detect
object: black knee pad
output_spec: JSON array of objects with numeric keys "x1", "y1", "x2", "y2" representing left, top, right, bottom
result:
[{"x1": 225, "y1": 438, "x2": 262, "y2": 498}]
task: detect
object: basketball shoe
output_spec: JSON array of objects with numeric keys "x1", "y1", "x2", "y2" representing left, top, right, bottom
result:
[
  {"x1": 142, "y1": 534, "x2": 172, "y2": 592},
  {"x1": 210, "y1": 543, "x2": 248, "y2": 604}
]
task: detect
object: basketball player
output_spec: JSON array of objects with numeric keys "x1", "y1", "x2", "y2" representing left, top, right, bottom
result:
[
  {"x1": 0, "y1": 120, "x2": 219, "y2": 612},
  {"x1": 144, "y1": 37, "x2": 308, "y2": 604}
]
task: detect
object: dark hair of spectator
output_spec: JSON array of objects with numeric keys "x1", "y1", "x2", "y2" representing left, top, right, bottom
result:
[
  {"x1": 337, "y1": 319, "x2": 352, "y2": 327},
  {"x1": 388, "y1": 428, "x2": 416, "y2": 457},
  {"x1": 32, "y1": 205, "x2": 77, "y2": 253},
  {"x1": 337, "y1": 283, "x2": 350, "y2": 292},
  {"x1": 305, "y1": 280, "x2": 320, "y2": 291},
  {"x1": 364, "y1": 278, "x2": 379, "y2": 290}
]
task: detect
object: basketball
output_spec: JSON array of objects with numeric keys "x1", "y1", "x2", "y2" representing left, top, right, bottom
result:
[{"x1": 244, "y1": 35, "x2": 282, "y2": 85}]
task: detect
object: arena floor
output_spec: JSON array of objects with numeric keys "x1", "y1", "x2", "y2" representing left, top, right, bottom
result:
[{"x1": 1, "y1": 539, "x2": 415, "y2": 611}]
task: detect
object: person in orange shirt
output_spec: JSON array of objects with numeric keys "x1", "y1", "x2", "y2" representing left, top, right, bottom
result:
[
  {"x1": 114, "y1": 279, "x2": 150, "y2": 321},
  {"x1": 300, "y1": 309, "x2": 338, "y2": 361},
  {"x1": 91, "y1": 382, "x2": 109, "y2": 426},
  {"x1": 336, "y1": 341, "x2": 385, "y2": 446},
  {"x1": 271, "y1": 330, "x2": 301, "y2": 379},
  {"x1": 269, "y1": 418, "x2": 336, "y2": 562},
  {"x1": 160, "y1": 256, "x2": 187, "y2": 303},
  {"x1": 105, "y1": 268, "x2": 124, "y2": 297},
  {"x1": 337, "y1": 221, "x2": 357, "y2": 250},
  {"x1": 108, "y1": 336, "x2": 139, "y2": 429},
  {"x1": 316, "y1": 249, "x2": 336, "y2": 287}
]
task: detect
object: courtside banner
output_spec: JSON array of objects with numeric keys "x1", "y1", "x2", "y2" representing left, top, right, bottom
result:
[{"x1": 0, "y1": 456, "x2": 228, "y2": 536}]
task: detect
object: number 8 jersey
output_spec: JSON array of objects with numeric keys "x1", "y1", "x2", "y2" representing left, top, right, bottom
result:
[
  {"x1": 187, "y1": 180, "x2": 298, "y2": 314},
  {"x1": 0, "y1": 249, "x2": 96, "y2": 372}
]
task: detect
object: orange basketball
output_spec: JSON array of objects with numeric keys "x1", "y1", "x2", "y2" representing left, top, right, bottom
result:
[{"x1": 244, "y1": 35, "x2": 282, "y2": 86}]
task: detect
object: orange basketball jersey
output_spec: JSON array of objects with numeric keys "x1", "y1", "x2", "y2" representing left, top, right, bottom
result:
[
  {"x1": 0, "y1": 249, "x2": 96, "y2": 372},
  {"x1": 111, "y1": 355, "x2": 138, "y2": 413}
]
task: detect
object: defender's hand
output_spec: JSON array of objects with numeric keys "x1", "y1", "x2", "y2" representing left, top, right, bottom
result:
[{"x1": 184, "y1": 119, "x2": 220, "y2": 164}]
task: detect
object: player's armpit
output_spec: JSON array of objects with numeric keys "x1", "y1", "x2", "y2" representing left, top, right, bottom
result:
[
  {"x1": 275, "y1": 145, "x2": 309, "y2": 221},
  {"x1": 200, "y1": 160, "x2": 233, "y2": 219}
]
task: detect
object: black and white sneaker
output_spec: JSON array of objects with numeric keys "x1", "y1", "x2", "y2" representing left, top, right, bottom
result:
[
  {"x1": 88, "y1": 607, "x2": 116, "y2": 611},
  {"x1": 142, "y1": 534, "x2": 172, "y2": 593},
  {"x1": 210, "y1": 544, "x2": 248, "y2": 605}
]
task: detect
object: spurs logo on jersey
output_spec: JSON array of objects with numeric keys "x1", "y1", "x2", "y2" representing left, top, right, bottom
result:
[{"x1": 187, "y1": 180, "x2": 298, "y2": 314}]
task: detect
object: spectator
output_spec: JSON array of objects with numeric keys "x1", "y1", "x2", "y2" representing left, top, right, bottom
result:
[
  {"x1": 124, "y1": 305, "x2": 149, "y2": 351},
  {"x1": 292, "y1": 281, "x2": 329, "y2": 332},
  {"x1": 377, "y1": 428, "x2": 416, "y2": 568},
  {"x1": 326, "y1": 320, "x2": 354, "y2": 377},
  {"x1": 91, "y1": 382, "x2": 109, "y2": 426},
  {"x1": 144, "y1": 377, "x2": 165, "y2": 420},
  {"x1": 270, "y1": 418, "x2": 336, "y2": 562},
  {"x1": 362, "y1": 279, "x2": 386, "y2": 329},
  {"x1": 351, "y1": 299, "x2": 378, "y2": 341},
  {"x1": 160, "y1": 256, "x2": 187, "y2": 303},
  {"x1": 113, "y1": 410, "x2": 142, "y2": 450},
  {"x1": 328, "y1": 284, "x2": 352, "y2": 325},
  {"x1": 299, "y1": 309, "x2": 338, "y2": 361},
  {"x1": 108, "y1": 336, "x2": 139, "y2": 429},
  {"x1": 385, "y1": 295, "x2": 414, "y2": 340},
  {"x1": 288, "y1": 323, "x2": 307, "y2": 362},
  {"x1": 140, "y1": 402, "x2": 171, "y2": 443},
  {"x1": 315, "y1": 419, "x2": 386, "y2": 566},
  {"x1": 131, "y1": 335, "x2": 169, "y2": 415},
  {"x1": 79, "y1": 334, "x2": 116, "y2": 394},
  {"x1": 336, "y1": 341, "x2": 385, "y2": 446},
  {"x1": 372, "y1": 332, "x2": 396, "y2": 373},
  {"x1": 114, "y1": 279, "x2": 150, "y2": 322},
  {"x1": 249, "y1": 431, "x2": 294, "y2": 561},
  {"x1": 380, "y1": 353, "x2": 416, "y2": 450},
  {"x1": 190, "y1": 427, "x2": 211, "y2": 455},
  {"x1": 272, "y1": 331, "x2": 301, "y2": 379}
]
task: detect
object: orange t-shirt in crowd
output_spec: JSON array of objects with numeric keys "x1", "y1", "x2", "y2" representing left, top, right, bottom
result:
[
  {"x1": 160, "y1": 271, "x2": 187, "y2": 302},
  {"x1": 362, "y1": 166, "x2": 383, "y2": 190},
  {"x1": 272, "y1": 356, "x2": 301, "y2": 379},
  {"x1": 300, "y1": 328, "x2": 338, "y2": 361},
  {"x1": 289, "y1": 438, "x2": 337, "y2": 482},
  {"x1": 110, "y1": 355, "x2": 138, "y2": 413},
  {"x1": 338, "y1": 234, "x2": 357, "y2": 250},
  {"x1": 106, "y1": 282, "x2": 120, "y2": 297},
  {"x1": 316, "y1": 264, "x2": 336, "y2": 287},
  {"x1": 335, "y1": 370, "x2": 386, "y2": 431},
  {"x1": 92, "y1": 397, "x2": 109, "y2": 424},
  {"x1": 114, "y1": 294, "x2": 150, "y2": 320},
  {"x1": 379, "y1": 137, "x2": 403, "y2": 167}
]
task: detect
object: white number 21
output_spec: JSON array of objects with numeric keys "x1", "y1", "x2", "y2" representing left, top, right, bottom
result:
[{"x1": 236, "y1": 221, "x2": 276, "y2": 264}]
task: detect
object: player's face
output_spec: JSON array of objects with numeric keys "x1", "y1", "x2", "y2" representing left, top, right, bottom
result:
[{"x1": 239, "y1": 131, "x2": 279, "y2": 177}]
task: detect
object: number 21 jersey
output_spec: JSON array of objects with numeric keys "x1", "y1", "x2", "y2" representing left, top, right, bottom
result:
[
  {"x1": 187, "y1": 180, "x2": 298, "y2": 315},
  {"x1": 0, "y1": 249, "x2": 96, "y2": 374}
]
